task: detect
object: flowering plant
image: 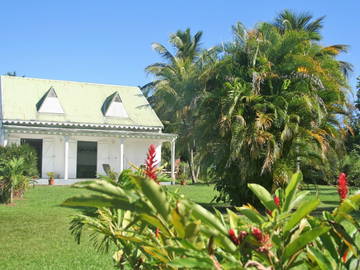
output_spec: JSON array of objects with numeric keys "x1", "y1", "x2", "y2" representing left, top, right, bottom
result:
[
  {"x1": 64, "y1": 146, "x2": 360, "y2": 269},
  {"x1": 143, "y1": 144, "x2": 159, "y2": 183},
  {"x1": 337, "y1": 172, "x2": 348, "y2": 201}
]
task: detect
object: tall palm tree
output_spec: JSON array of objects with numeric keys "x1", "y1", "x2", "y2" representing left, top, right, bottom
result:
[
  {"x1": 142, "y1": 29, "x2": 209, "y2": 183},
  {"x1": 198, "y1": 21, "x2": 350, "y2": 204}
]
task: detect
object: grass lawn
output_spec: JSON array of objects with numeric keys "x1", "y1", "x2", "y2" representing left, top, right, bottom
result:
[{"x1": 0, "y1": 183, "x2": 352, "y2": 269}]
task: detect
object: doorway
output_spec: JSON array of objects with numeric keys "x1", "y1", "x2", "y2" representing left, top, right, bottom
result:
[
  {"x1": 20, "y1": 138, "x2": 43, "y2": 176},
  {"x1": 76, "y1": 141, "x2": 97, "y2": 178}
]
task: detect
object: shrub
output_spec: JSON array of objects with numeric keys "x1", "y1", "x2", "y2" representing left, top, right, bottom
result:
[{"x1": 0, "y1": 144, "x2": 38, "y2": 203}]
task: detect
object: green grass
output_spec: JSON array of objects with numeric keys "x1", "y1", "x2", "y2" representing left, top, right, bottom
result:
[
  {"x1": 0, "y1": 186, "x2": 114, "y2": 270},
  {"x1": 0, "y1": 183, "x2": 351, "y2": 269}
]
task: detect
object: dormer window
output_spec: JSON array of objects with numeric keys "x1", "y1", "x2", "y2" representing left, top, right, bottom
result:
[
  {"x1": 36, "y1": 87, "x2": 64, "y2": 114},
  {"x1": 102, "y1": 92, "x2": 128, "y2": 118}
]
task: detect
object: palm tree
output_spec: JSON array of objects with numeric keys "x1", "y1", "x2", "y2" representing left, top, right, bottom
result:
[
  {"x1": 198, "y1": 21, "x2": 350, "y2": 204},
  {"x1": 143, "y1": 29, "x2": 210, "y2": 183},
  {"x1": 273, "y1": 9, "x2": 325, "y2": 40},
  {"x1": 0, "y1": 157, "x2": 26, "y2": 203}
]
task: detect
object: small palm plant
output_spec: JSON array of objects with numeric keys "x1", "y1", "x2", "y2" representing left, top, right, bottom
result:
[{"x1": 0, "y1": 157, "x2": 27, "y2": 203}]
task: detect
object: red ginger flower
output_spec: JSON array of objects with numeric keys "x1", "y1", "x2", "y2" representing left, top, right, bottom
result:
[
  {"x1": 337, "y1": 172, "x2": 348, "y2": 201},
  {"x1": 145, "y1": 144, "x2": 158, "y2": 182},
  {"x1": 228, "y1": 229, "x2": 240, "y2": 245},
  {"x1": 274, "y1": 196, "x2": 280, "y2": 207},
  {"x1": 252, "y1": 227, "x2": 263, "y2": 242}
]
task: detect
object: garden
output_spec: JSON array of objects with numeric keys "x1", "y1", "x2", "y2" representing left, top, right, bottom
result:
[{"x1": 2, "y1": 9, "x2": 360, "y2": 269}]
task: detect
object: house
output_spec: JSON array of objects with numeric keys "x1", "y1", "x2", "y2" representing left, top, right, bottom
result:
[{"x1": 0, "y1": 76, "x2": 176, "y2": 179}]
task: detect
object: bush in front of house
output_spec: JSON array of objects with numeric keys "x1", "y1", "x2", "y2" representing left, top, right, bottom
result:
[{"x1": 0, "y1": 144, "x2": 39, "y2": 203}]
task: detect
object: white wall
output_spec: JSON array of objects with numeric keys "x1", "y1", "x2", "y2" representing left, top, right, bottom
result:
[{"x1": 6, "y1": 132, "x2": 163, "y2": 178}]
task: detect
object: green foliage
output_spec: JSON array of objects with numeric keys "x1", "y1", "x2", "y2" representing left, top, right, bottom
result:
[
  {"x1": 64, "y1": 171, "x2": 360, "y2": 269},
  {"x1": 341, "y1": 147, "x2": 360, "y2": 187},
  {"x1": 197, "y1": 14, "x2": 350, "y2": 204},
  {"x1": 0, "y1": 144, "x2": 38, "y2": 203},
  {"x1": 145, "y1": 10, "x2": 351, "y2": 204}
]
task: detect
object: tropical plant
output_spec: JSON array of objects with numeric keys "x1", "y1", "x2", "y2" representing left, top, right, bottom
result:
[
  {"x1": 63, "y1": 146, "x2": 360, "y2": 269},
  {"x1": 63, "y1": 172, "x2": 360, "y2": 269},
  {"x1": 0, "y1": 144, "x2": 39, "y2": 178},
  {"x1": 197, "y1": 15, "x2": 350, "y2": 204},
  {"x1": 272, "y1": 9, "x2": 325, "y2": 40},
  {"x1": 142, "y1": 28, "x2": 217, "y2": 183},
  {"x1": 0, "y1": 144, "x2": 38, "y2": 203},
  {"x1": 0, "y1": 157, "x2": 31, "y2": 203}
]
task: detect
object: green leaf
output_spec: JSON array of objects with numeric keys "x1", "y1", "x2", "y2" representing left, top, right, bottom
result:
[
  {"x1": 236, "y1": 206, "x2": 264, "y2": 224},
  {"x1": 185, "y1": 221, "x2": 201, "y2": 240},
  {"x1": 142, "y1": 246, "x2": 169, "y2": 263},
  {"x1": 227, "y1": 209, "x2": 239, "y2": 229},
  {"x1": 330, "y1": 222, "x2": 357, "y2": 255},
  {"x1": 62, "y1": 194, "x2": 148, "y2": 212},
  {"x1": 318, "y1": 233, "x2": 338, "y2": 261},
  {"x1": 131, "y1": 175, "x2": 170, "y2": 221},
  {"x1": 307, "y1": 247, "x2": 334, "y2": 270},
  {"x1": 288, "y1": 191, "x2": 310, "y2": 210},
  {"x1": 248, "y1": 183, "x2": 276, "y2": 211},
  {"x1": 169, "y1": 257, "x2": 213, "y2": 268},
  {"x1": 72, "y1": 180, "x2": 131, "y2": 199},
  {"x1": 139, "y1": 214, "x2": 171, "y2": 237},
  {"x1": 184, "y1": 201, "x2": 228, "y2": 236},
  {"x1": 284, "y1": 198, "x2": 320, "y2": 234},
  {"x1": 284, "y1": 226, "x2": 329, "y2": 260},
  {"x1": 334, "y1": 195, "x2": 360, "y2": 222},
  {"x1": 170, "y1": 209, "x2": 185, "y2": 238},
  {"x1": 283, "y1": 172, "x2": 302, "y2": 212}
]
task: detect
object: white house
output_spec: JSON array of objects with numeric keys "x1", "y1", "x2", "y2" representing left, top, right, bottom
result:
[{"x1": 0, "y1": 76, "x2": 176, "y2": 179}]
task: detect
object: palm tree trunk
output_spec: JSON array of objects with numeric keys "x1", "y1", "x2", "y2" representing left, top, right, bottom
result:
[
  {"x1": 187, "y1": 143, "x2": 197, "y2": 184},
  {"x1": 10, "y1": 186, "x2": 13, "y2": 204}
]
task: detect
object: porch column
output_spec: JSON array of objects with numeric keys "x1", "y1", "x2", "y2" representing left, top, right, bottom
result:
[
  {"x1": 2, "y1": 131, "x2": 8, "y2": 147},
  {"x1": 120, "y1": 139, "x2": 124, "y2": 172},
  {"x1": 171, "y1": 139, "x2": 176, "y2": 184},
  {"x1": 64, "y1": 136, "x2": 69, "y2": 180}
]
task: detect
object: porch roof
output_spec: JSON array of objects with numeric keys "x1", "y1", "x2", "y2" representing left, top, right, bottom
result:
[{"x1": 3, "y1": 124, "x2": 177, "y2": 141}]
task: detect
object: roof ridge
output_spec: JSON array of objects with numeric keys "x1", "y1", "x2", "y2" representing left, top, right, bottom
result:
[{"x1": 0, "y1": 75, "x2": 140, "y2": 89}]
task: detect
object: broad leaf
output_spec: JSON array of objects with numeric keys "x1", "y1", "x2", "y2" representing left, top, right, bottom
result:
[
  {"x1": 284, "y1": 198, "x2": 320, "y2": 234},
  {"x1": 283, "y1": 172, "x2": 302, "y2": 212},
  {"x1": 248, "y1": 183, "x2": 276, "y2": 211},
  {"x1": 284, "y1": 226, "x2": 329, "y2": 260},
  {"x1": 131, "y1": 175, "x2": 170, "y2": 221},
  {"x1": 307, "y1": 247, "x2": 334, "y2": 270},
  {"x1": 236, "y1": 206, "x2": 264, "y2": 224}
]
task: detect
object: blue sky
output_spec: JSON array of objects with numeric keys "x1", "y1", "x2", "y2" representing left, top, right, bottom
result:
[{"x1": 1, "y1": 1, "x2": 359, "y2": 93}]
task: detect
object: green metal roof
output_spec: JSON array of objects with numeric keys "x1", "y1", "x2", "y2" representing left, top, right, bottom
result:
[{"x1": 0, "y1": 76, "x2": 164, "y2": 128}]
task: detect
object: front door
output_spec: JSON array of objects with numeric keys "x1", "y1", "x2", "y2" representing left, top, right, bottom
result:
[
  {"x1": 76, "y1": 141, "x2": 97, "y2": 178},
  {"x1": 20, "y1": 138, "x2": 43, "y2": 176}
]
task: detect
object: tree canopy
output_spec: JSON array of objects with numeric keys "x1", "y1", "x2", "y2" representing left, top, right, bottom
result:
[{"x1": 144, "y1": 10, "x2": 352, "y2": 205}]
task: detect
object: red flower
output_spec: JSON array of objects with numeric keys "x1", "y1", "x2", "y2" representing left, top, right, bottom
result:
[
  {"x1": 252, "y1": 227, "x2": 263, "y2": 242},
  {"x1": 342, "y1": 249, "x2": 348, "y2": 263},
  {"x1": 145, "y1": 144, "x2": 158, "y2": 182},
  {"x1": 274, "y1": 196, "x2": 280, "y2": 207},
  {"x1": 337, "y1": 173, "x2": 348, "y2": 201},
  {"x1": 228, "y1": 229, "x2": 240, "y2": 245},
  {"x1": 155, "y1": 227, "x2": 160, "y2": 238}
]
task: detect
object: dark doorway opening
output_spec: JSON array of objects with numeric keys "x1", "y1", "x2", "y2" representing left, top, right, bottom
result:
[
  {"x1": 76, "y1": 141, "x2": 97, "y2": 178},
  {"x1": 20, "y1": 138, "x2": 43, "y2": 176}
]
